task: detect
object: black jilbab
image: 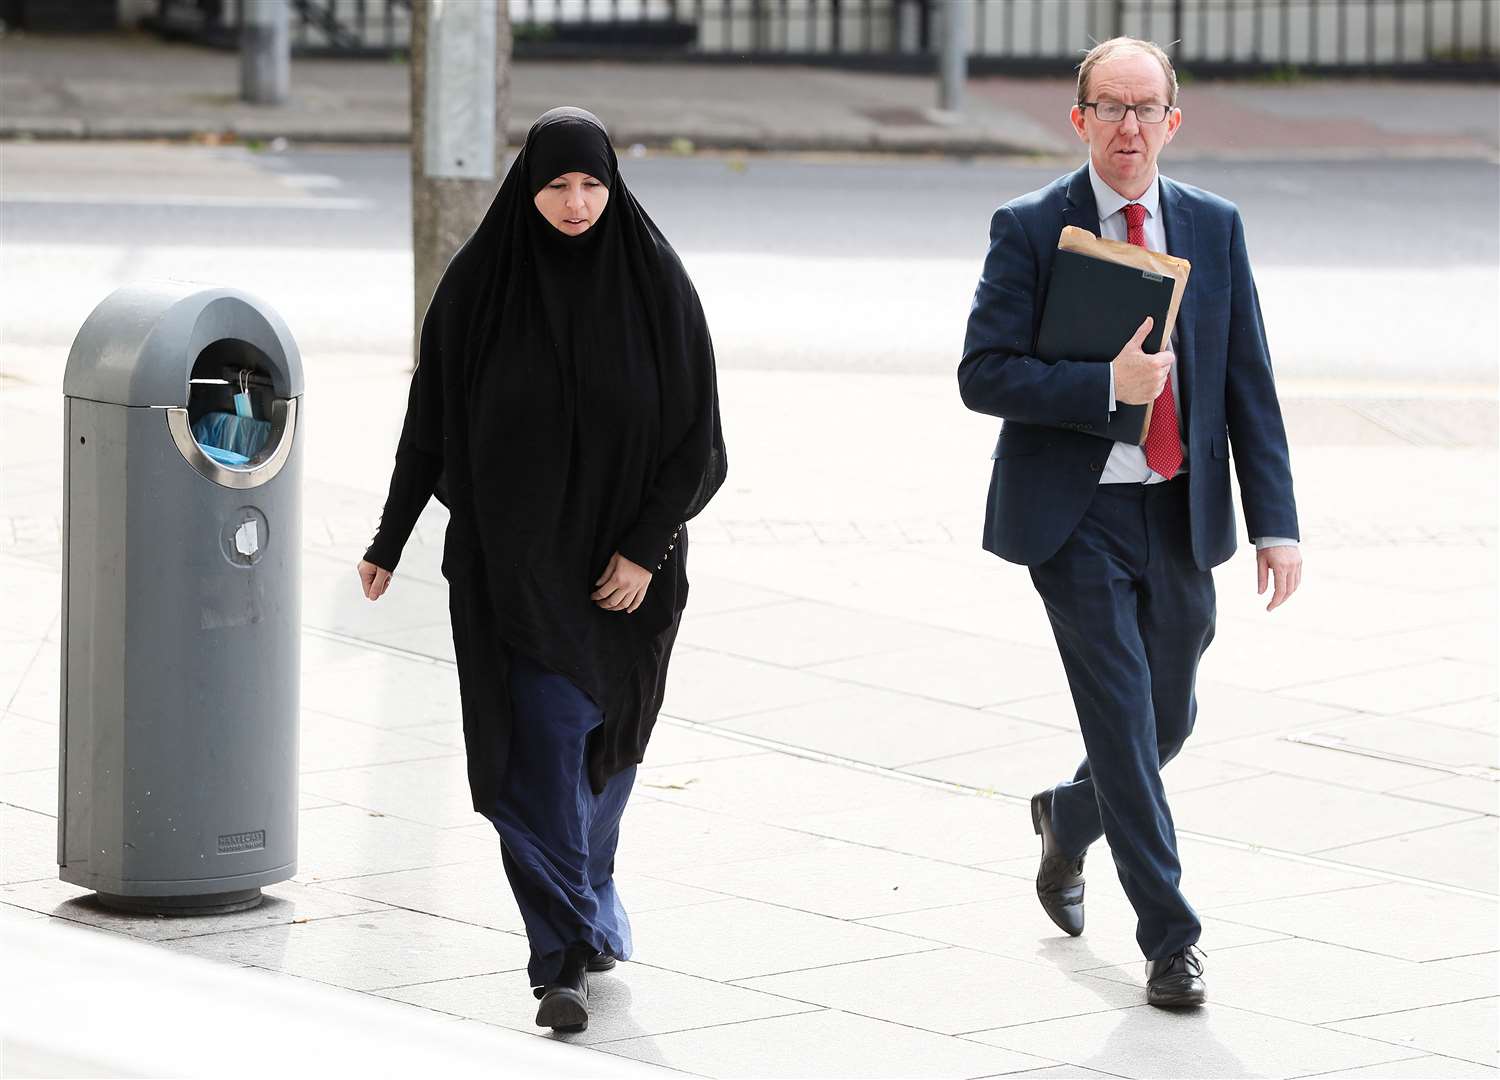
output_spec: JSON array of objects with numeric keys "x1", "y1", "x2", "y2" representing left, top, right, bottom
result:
[{"x1": 364, "y1": 108, "x2": 726, "y2": 990}]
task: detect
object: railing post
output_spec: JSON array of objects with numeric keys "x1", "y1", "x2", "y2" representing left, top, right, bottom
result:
[
  {"x1": 937, "y1": 0, "x2": 967, "y2": 112},
  {"x1": 240, "y1": 0, "x2": 289, "y2": 105}
]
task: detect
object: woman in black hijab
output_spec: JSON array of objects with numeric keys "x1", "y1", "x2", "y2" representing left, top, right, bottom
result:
[{"x1": 355, "y1": 107, "x2": 726, "y2": 1031}]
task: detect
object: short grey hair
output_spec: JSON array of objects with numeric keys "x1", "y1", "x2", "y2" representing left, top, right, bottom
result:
[{"x1": 1076, "y1": 37, "x2": 1179, "y2": 106}]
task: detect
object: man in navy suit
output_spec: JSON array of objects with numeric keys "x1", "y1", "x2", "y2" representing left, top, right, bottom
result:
[{"x1": 958, "y1": 37, "x2": 1301, "y2": 1008}]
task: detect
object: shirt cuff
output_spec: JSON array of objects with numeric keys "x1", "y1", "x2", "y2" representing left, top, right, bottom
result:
[
  {"x1": 1254, "y1": 537, "x2": 1299, "y2": 550},
  {"x1": 1108, "y1": 363, "x2": 1117, "y2": 413}
]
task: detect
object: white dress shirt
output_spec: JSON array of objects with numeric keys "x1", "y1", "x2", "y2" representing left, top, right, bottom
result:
[{"x1": 1090, "y1": 162, "x2": 1296, "y2": 551}]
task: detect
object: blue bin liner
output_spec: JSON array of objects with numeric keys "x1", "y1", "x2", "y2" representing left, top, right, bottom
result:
[{"x1": 192, "y1": 410, "x2": 271, "y2": 463}]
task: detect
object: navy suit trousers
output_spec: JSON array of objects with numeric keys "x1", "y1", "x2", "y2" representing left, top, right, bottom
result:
[{"x1": 1029, "y1": 477, "x2": 1214, "y2": 960}]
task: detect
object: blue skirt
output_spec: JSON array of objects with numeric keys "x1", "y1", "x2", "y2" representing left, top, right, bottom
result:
[{"x1": 484, "y1": 650, "x2": 635, "y2": 989}]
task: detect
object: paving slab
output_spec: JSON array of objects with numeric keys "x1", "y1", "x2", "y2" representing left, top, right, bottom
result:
[
  {"x1": 158, "y1": 906, "x2": 534, "y2": 992},
  {"x1": 601, "y1": 1008, "x2": 1059, "y2": 1079},
  {"x1": 0, "y1": 802, "x2": 54, "y2": 885},
  {"x1": 378, "y1": 962, "x2": 820, "y2": 1048},
  {"x1": 291, "y1": 803, "x2": 496, "y2": 884},
  {"x1": 1209, "y1": 882, "x2": 1500, "y2": 963},
  {"x1": 625, "y1": 897, "x2": 938, "y2": 983},
  {"x1": 651, "y1": 837, "x2": 1027, "y2": 921},
  {"x1": 1303, "y1": 1056, "x2": 1499, "y2": 1078},
  {"x1": 1165, "y1": 773, "x2": 1474, "y2": 853},
  {"x1": 1088, "y1": 937, "x2": 1497, "y2": 1026},
  {"x1": 299, "y1": 755, "x2": 480, "y2": 829},
  {"x1": 1319, "y1": 816, "x2": 1497, "y2": 894},
  {"x1": 741, "y1": 947, "x2": 1143, "y2": 1035},
  {"x1": 1328, "y1": 998, "x2": 1500, "y2": 1069},
  {"x1": 966, "y1": 1003, "x2": 1415, "y2": 1079},
  {"x1": 715, "y1": 686, "x2": 1057, "y2": 769},
  {"x1": 0, "y1": 875, "x2": 390, "y2": 941},
  {"x1": 866, "y1": 896, "x2": 1288, "y2": 974},
  {"x1": 659, "y1": 645, "x2": 854, "y2": 723}
]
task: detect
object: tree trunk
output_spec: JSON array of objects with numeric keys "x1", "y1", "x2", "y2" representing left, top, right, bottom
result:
[{"x1": 409, "y1": 1, "x2": 512, "y2": 365}]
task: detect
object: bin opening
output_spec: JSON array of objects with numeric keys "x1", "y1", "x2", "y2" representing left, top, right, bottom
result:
[{"x1": 187, "y1": 340, "x2": 282, "y2": 469}]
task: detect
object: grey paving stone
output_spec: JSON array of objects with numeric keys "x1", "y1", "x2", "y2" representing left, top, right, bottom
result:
[
  {"x1": 992, "y1": 1068, "x2": 1125, "y2": 1079},
  {"x1": 1414, "y1": 699, "x2": 1500, "y2": 734},
  {"x1": 967, "y1": 1003, "x2": 1413, "y2": 1078},
  {"x1": 1301, "y1": 1055, "x2": 1499, "y2": 1078},
  {"x1": 626, "y1": 897, "x2": 938, "y2": 982},
  {"x1": 0, "y1": 711, "x2": 55, "y2": 774},
  {"x1": 159, "y1": 907, "x2": 533, "y2": 992},
  {"x1": 635, "y1": 722, "x2": 769, "y2": 767},
  {"x1": 1192, "y1": 733, "x2": 1456, "y2": 794},
  {"x1": 378, "y1": 963, "x2": 820, "y2": 1047},
  {"x1": 635, "y1": 750, "x2": 941, "y2": 828},
  {"x1": 717, "y1": 686, "x2": 1057, "y2": 769},
  {"x1": 1303, "y1": 715, "x2": 1499, "y2": 773},
  {"x1": 1391, "y1": 776, "x2": 1500, "y2": 817},
  {"x1": 298, "y1": 710, "x2": 459, "y2": 773},
  {"x1": 0, "y1": 766, "x2": 55, "y2": 816},
  {"x1": 312, "y1": 859, "x2": 722, "y2": 934},
  {"x1": 680, "y1": 598, "x2": 972, "y2": 669},
  {"x1": 659, "y1": 645, "x2": 854, "y2": 723},
  {"x1": 0, "y1": 802, "x2": 55, "y2": 885},
  {"x1": 1210, "y1": 883, "x2": 1499, "y2": 962},
  {"x1": 681, "y1": 575, "x2": 796, "y2": 617},
  {"x1": 299, "y1": 652, "x2": 463, "y2": 731},
  {"x1": 292, "y1": 803, "x2": 496, "y2": 884},
  {"x1": 795, "y1": 789, "x2": 1041, "y2": 867},
  {"x1": 866, "y1": 894, "x2": 1286, "y2": 974},
  {"x1": 1319, "y1": 816, "x2": 1497, "y2": 894},
  {"x1": 1284, "y1": 660, "x2": 1496, "y2": 717},
  {"x1": 601, "y1": 1008, "x2": 1059, "y2": 1078},
  {"x1": 299, "y1": 756, "x2": 478, "y2": 829},
  {"x1": 1, "y1": 876, "x2": 390, "y2": 941},
  {"x1": 810, "y1": 635, "x2": 1067, "y2": 708},
  {"x1": 741, "y1": 947, "x2": 1142, "y2": 1034},
  {"x1": 613, "y1": 799, "x2": 824, "y2": 877},
  {"x1": 993, "y1": 685, "x2": 1355, "y2": 746},
  {"x1": 1166, "y1": 774, "x2": 1473, "y2": 853},
  {"x1": 1198, "y1": 618, "x2": 1427, "y2": 693},
  {"x1": 652, "y1": 838, "x2": 1028, "y2": 921},
  {"x1": 1329, "y1": 999, "x2": 1500, "y2": 1069},
  {"x1": 900, "y1": 732, "x2": 1087, "y2": 797},
  {"x1": 1087, "y1": 937, "x2": 1497, "y2": 1025}
]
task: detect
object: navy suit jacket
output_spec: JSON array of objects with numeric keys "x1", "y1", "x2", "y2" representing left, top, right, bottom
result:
[{"x1": 959, "y1": 164, "x2": 1299, "y2": 571}]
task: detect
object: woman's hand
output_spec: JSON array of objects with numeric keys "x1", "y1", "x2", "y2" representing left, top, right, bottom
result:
[
  {"x1": 592, "y1": 552, "x2": 652, "y2": 614},
  {"x1": 357, "y1": 559, "x2": 393, "y2": 601}
]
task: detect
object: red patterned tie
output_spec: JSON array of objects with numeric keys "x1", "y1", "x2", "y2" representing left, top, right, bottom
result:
[{"x1": 1124, "y1": 202, "x2": 1183, "y2": 479}]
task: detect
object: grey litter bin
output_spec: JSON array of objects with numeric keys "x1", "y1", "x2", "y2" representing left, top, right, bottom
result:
[{"x1": 59, "y1": 282, "x2": 303, "y2": 915}]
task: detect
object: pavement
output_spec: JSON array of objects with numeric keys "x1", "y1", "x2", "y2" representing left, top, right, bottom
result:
[
  {"x1": 1, "y1": 31, "x2": 1499, "y2": 158},
  {"x1": 1, "y1": 31, "x2": 1498, "y2": 1080}
]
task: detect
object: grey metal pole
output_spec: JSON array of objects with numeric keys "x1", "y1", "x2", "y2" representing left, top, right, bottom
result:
[
  {"x1": 938, "y1": 0, "x2": 969, "y2": 113},
  {"x1": 241, "y1": 0, "x2": 290, "y2": 106},
  {"x1": 410, "y1": 0, "x2": 511, "y2": 363}
]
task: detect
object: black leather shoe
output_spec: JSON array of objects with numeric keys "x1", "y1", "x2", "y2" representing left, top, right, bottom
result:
[
  {"x1": 585, "y1": 951, "x2": 616, "y2": 972},
  {"x1": 535, "y1": 948, "x2": 590, "y2": 1031},
  {"x1": 1031, "y1": 789, "x2": 1086, "y2": 937},
  {"x1": 1146, "y1": 946, "x2": 1207, "y2": 1008}
]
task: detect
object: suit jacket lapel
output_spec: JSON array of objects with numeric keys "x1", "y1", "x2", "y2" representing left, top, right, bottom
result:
[
  {"x1": 1160, "y1": 176, "x2": 1197, "y2": 438},
  {"x1": 1062, "y1": 164, "x2": 1101, "y2": 236}
]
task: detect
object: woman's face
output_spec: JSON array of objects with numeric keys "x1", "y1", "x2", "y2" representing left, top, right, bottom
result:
[{"x1": 533, "y1": 172, "x2": 609, "y2": 236}]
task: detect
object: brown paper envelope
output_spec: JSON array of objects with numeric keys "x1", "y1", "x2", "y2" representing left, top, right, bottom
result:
[{"x1": 1058, "y1": 225, "x2": 1192, "y2": 444}]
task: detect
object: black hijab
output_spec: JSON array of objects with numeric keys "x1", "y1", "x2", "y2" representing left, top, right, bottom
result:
[{"x1": 395, "y1": 107, "x2": 726, "y2": 789}]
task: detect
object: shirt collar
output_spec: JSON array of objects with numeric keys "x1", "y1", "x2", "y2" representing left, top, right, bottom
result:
[{"x1": 1087, "y1": 159, "x2": 1160, "y2": 224}]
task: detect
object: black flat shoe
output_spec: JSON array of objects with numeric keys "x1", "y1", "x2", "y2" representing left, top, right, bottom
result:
[
  {"x1": 585, "y1": 951, "x2": 616, "y2": 972},
  {"x1": 1146, "y1": 946, "x2": 1207, "y2": 1008},
  {"x1": 535, "y1": 949, "x2": 590, "y2": 1031},
  {"x1": 1031, "y1": 789, "x2": 1086, "y2": 937}
]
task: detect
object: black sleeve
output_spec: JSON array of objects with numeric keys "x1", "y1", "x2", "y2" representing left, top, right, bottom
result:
[{"x1": 363, "y1": 445, "x2": 443, "y2": 572}]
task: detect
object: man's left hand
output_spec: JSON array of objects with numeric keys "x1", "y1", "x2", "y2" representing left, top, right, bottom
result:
[{"x1": 1257, "y1": 545, "x2": 1303, "y2": 612}]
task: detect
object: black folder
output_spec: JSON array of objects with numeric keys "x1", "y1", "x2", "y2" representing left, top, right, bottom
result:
[{"x1": 1036, "y1": 248, "x2": 1177, "y2": 444}]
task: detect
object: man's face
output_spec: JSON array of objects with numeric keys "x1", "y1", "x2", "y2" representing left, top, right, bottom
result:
[{"x1": 1069, "y1": 51, "x2": 1181, "y2": 199}]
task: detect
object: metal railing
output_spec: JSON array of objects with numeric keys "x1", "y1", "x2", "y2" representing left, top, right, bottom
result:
[{"x1": 151, "y1": 0, "x2": 1500, "y2": 76}]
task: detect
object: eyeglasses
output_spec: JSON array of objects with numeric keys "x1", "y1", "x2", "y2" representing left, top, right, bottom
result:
[{"x1": 1080, "y1": 101, "x2": 1172, "y2": 124}]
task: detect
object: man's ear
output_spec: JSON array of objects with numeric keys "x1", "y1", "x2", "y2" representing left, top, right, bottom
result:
[{"x1": 1069, "y1": 105, "x2": 1089, "y2": 141}]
